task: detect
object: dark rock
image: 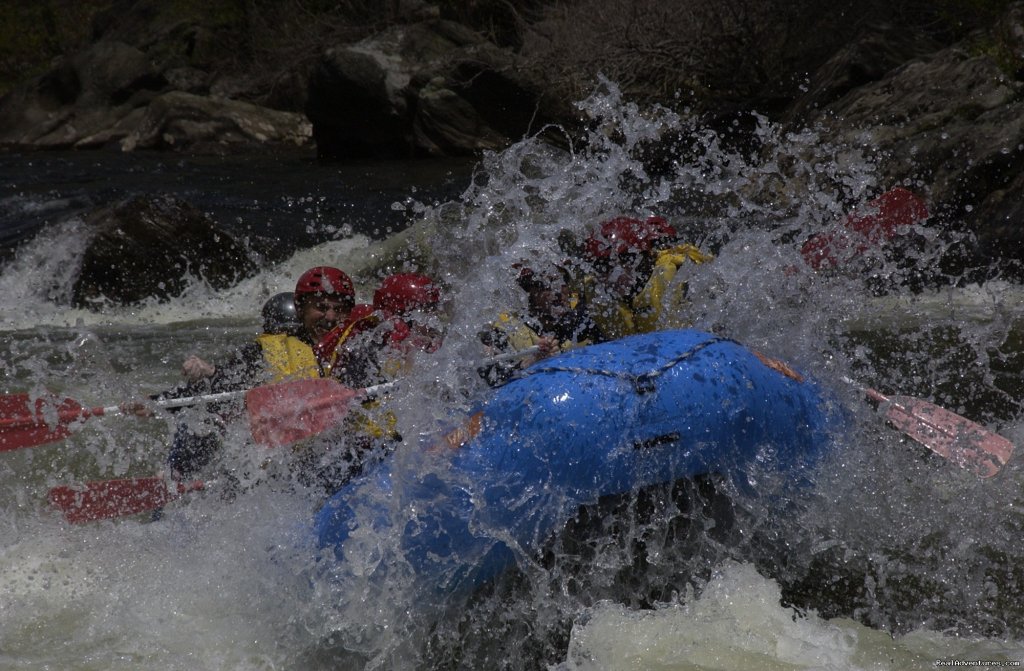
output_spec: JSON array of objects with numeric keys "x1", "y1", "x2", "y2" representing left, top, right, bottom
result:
[
  {"x1": 74, "y1": 40, "x2": 161, "y2": 105},
  {"x1": 0, "y1": 1, "x2": 311, "y2": 153},
  {"x1": 971, "y1": 177, "x2": 1024, "y2": 274},
  {"x1": 164, "y1": 66, "x2": 211, "y2": 95},
  {"x1": 306, "y1": 19, "x2": 550, "y2": 159},
  {"x1": 783, "y1": 24, "x2": 942, "y2": 126},
  {"x1": 447, "y1": 58, "x2": 543, "y2": 140},
  {"x1": 0, "y1": 68, "x2": 76, "y2": 147},
  {"x1": 805, "y1": 44, "x2": 1024, "y2": 269},
  {"x1": 412, "y1": 80, "x2": 505, "y2": 155},
  {"x1": 0, "y1": 40, "x2": 159, "y2": 148},
  {"x1": 72, "y1": 195, "x2": 259, "y2": 307},
  {"x1": 306, "y1": 46, "x2": 411, "y2": 159},
  {"x1": 400, "y1": 18, "x2": 484, "y2": 60},
  {"x1": 119, "y1": 91, "x2": 312, "y2": 151}
]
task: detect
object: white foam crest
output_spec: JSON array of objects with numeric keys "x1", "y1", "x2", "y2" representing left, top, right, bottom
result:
[
  {"x1": 406, "y1": 79, "x2": 884, "y2": 382},
  {"x1": 0, "y1": 217, "x2": 90, "y2": 323},
  {"x1": 0, "y1": 489, "x2": 319, "y2": 671},
  {"x1": 555, "y1": 561, "x2": 1024, "y2": 671},
  {"x1": 0, "y1": 235, "x2": 373, "y2": 331}
]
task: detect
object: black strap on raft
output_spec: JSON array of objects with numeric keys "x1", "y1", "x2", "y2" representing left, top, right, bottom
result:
[{"x1": 513, "y1": 336, "x2": 729, "y2": 395}]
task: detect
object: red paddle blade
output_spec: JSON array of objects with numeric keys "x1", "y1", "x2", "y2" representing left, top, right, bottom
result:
[
  {"x1": 246, "y1": 378, "x2": 361, "y2": 447},
  {"x1": 49, "y1": 477, "x2": 205, "y2": 524},
  {"x1": 883, "y1": 396, "x2": 1014, "y2": 478},
  {"x1": 0, "y1": 394, "x2": 95, "y2": 451}
]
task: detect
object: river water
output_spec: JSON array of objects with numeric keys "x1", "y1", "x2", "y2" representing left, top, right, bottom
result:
[{"x1": 2, "y1": 83, "x2": 1024, "y2": 670}]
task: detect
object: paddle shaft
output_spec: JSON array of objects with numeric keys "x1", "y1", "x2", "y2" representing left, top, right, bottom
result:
[
  {"x1": 91, "y1": 388, "x2": 247, "y2": 415},
  {"x1": 35, "y1": 388, "x2": 247, "y2": 420},
  {"x1": 486, "y1": 345, "x2": 541, "y2": 363},
  {"x1": 0, "y1": 385, "x2": 259, "y2": 453}
]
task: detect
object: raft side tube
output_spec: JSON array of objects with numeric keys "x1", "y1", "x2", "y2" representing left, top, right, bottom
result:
[{"x1": 314, "y1": 329, "x2": 844, "y2": 594}]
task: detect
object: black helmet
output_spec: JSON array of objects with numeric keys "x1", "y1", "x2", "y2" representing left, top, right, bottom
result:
[{"x1": 261, "y1": 292, "x2": 299, "y2": 333}]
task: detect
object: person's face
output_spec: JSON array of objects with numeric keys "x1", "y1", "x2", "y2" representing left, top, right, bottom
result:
[
  {"x1": 527, "y1": 284, "x2": 573, "y2": 331},
  {"x1": 300, "y1": 295, "x2": 352, "y2": 341},
  {"x1": 403, "y1": 308, "x2": 444, "y2": 352},
  {"x1": 596, "y1": 251, "x2": 647, "y2": 299}
]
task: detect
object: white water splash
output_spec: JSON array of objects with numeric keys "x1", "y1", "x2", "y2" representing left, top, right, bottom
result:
[
  {"x1": 0, "y1": 232, "x2": 374, "y2": 330},
  {"x1": 556, "y1": 561, "x2": 1024, "y2": 671}
]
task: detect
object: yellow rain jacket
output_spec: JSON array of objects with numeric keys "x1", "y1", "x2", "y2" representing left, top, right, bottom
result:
[
  {"x1": 632, "y1": 243, "x2": 714, "y2": 332},
  {"x1": 487, "y1": 309, "x2": 594, "y2": 355},
  {"x1": 588, "y1": 243, "x2": 713, "y2": 338},
  {"x1": 256, "y1": 333, "x2": 321, "y2": 382},
  {"x1": 490, "y1": 312, "x2": 546, "y2": 353}
]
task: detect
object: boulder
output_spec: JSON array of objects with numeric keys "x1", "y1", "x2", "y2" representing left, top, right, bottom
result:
[
  {"x1": 783, "y1": 24, "x2": 942, "y2": 126},
  {"x1": 306, "y1": 19, "x2": 553, "y2": 159},
  {"x1": 0, "y1": 40, "x2": 163, "y2": 148},
  {"x1": 0, "y1": 3, "x2": 313, "y2": 153},
  {"x1": 71, "y1": 195, "x2": 259, "y2": 307},
  {"x1": 306, "y1": 45, "x2": 412, "y2": 158},
  {"x1": 118, "y1": 91, "x2": 312, "y2": 151},
  {"x1": 0, "y1": 37, "x2": 312, "y2": 152}
]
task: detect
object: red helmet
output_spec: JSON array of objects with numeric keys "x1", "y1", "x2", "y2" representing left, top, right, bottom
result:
[
  {"x1": 373, "y1": 273, "x2": 441, "y2": 316},
  {"x1": 584, "y1": 216, "x2": 677, "y2": 259},
  {"x1": 294, "y1": 266, "x2": 354, "y2": 301}
]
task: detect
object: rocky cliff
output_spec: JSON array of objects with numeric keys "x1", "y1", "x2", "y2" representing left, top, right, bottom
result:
[{"x1": 3, "y1": 0, "x2": 1024, "y2": 303}]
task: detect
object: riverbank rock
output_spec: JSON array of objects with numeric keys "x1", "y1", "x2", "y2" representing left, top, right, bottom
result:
[
  {"x1": 118, "y1": 91, "x2": 312, "y2": 151},
  {"x1": 782, "y1": 24, "x2": 943, "y2": 126},
  {"x1": 0, "y1": 4, "x2": 312, "y2": 153},
  {"x1": 305, "y1": 19, "x2": 554, "y2": 159},
  {"x1": 72, "y1": 195, "x2": 259, "y2": 307}
]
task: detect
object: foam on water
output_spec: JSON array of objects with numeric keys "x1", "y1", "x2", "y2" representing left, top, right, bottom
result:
[
  {"x1": 0, "y1": 231, "x2": 375, "y2": 330},
  {"x1": 0, "y1": 487, "x2": 319, "y2": 671},
  {"x1": 556, "y1": 561, "x2": 1024, "y2": 671}
]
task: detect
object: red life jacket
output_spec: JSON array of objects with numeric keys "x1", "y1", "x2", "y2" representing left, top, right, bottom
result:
[
  {"x1": 314, "y1": 303, "x2": 378, "y2": 373},
  {"x1": 800, "y1": 187, "x2": 929, "y2": 270}
]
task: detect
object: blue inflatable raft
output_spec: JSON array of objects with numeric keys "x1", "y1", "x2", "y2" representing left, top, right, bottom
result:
[{"x1": 314, "y1": 329, "x2": 844, "y2": 594}]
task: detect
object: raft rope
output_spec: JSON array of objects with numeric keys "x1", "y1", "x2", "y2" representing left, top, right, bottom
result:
[{"x1": 512, "y1": 336, "x2": 730, "y2": 394}]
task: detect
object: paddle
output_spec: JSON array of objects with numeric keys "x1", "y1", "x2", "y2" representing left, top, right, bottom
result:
[
  {"x1": 844, "y1": 377, "x2": 1014, "y2": 478},
  {"x1": 6, "y1": 345, "x2": 541, "y2": 454},
  {"x1": 246, "y1": 347, "x2": 540, "y2": 448},
  {"x1": 246, "y1": 378, "x2": 387, "y2": 447},
  {"x1": 49, "y1": 477, "x2": 207, "y2": 524},
  {"x1": 0, "y1": 377, "x2": 371, "y2": 453},
  {"x1": 46, "y1": 347, "x2": 546, "y2": 523},
  {"x1": 47, "y1": 378, "x2": 364, "y2": 523},
  {"x1": 0, "y1": 389, "x2": 248, "y2": 452}
]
